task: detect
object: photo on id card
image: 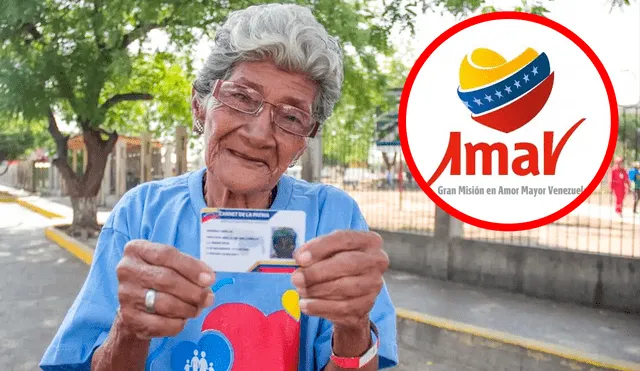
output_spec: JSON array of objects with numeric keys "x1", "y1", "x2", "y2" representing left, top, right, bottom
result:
[{"x1": 200, "y1": 208, "x2": 306, "y2": 273}]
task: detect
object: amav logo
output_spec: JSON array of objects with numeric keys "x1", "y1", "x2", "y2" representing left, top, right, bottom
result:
[{"x1": 399, "y1": 12, "x2": 618, "y2": 231}]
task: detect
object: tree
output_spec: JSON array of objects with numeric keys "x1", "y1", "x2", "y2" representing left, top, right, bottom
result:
[{"x1": 0, "y1": 115, "x2": 49, "y2": 175}]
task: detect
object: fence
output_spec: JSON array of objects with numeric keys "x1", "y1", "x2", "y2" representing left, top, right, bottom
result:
[{"x1": 323, "y1": 106, "x2": 640, "y2": 258}]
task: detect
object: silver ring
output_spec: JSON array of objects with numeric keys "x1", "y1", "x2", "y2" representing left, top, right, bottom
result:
[{"x1": 144, "y1": 289, "x2": 157, "y2": 314}]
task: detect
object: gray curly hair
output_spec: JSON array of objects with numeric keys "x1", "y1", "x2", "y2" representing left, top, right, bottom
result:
[{"x1": 192, "y1": 3, "x2": 344, "y2": 135}]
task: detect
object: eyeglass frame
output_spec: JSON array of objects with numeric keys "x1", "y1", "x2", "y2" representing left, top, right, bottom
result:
[{"x1": 205, "y1": 79, "x2": 320, "y2": 138}]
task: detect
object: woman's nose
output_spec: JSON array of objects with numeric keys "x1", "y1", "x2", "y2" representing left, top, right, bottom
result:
[{"x1": 243, "y1": 103, "x2": 276, "y2": 143}]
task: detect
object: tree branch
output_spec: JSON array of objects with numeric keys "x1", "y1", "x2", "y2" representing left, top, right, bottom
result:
[
  {"x1": 100, "y1": 92, "x2": 153, "y2": 111},
  {"x1": 119, "y1": 4, "x2": 181, "y2": 50},
  {"x1": 0, "y1": 163, "x2": 9, "y2": 176},
  {"x1": 98, "y1": 127, "x2": 119, "y2": 149},
  {"x1": 21, "y1": 23, "x2": 43, "y2": 42},
  {"x1": 47, "y1": 108, "x2": 76, "y2": 182},
  {"x1": 121, "y1": 23, "x2": 163, "y2": 48}
]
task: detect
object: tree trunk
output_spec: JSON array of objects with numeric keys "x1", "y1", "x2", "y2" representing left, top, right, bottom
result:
[
  {"x1": 47, "y1": 110, "x2": 118, "y2": 238},
  {"x1": 381, "y1": 152, "x2": 397, "y2": 173},
  {"x1": 70, "y1": 196, "x2": 98, "y2": 239}
]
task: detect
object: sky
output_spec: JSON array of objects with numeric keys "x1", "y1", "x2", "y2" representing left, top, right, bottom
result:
[{"x1": 184, "y1": 0, "x2": 640, "y2": 106}]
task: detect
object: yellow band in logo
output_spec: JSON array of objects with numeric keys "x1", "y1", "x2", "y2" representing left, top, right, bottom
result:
[{"x1": 459, "y1": 47, "x2": 539, "y2": 90}]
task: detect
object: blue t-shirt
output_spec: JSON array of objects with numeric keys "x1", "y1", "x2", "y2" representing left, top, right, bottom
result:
[
  {"x1": 629, "y1": 168, "x2": 640, "y2": 189},
  {"x1": 40, "y1": 167, "x2": 398, "y2": 371}
]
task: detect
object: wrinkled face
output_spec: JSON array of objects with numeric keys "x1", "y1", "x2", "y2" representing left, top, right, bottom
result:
[{"x1": 194, "y1": 60, "x2": 317, "y2": 193}]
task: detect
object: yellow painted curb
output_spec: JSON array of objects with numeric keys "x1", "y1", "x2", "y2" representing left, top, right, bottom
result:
[
  {"x1": 396, "y1": 308, "x2": 640, "y2": 371},
  {"x1": 0, "y1": 196, "x2": 16, "y2": 202},
  {"x1": 17, "y1": 199, "x2": 65, "y2": 219},
  {"x1": 44, "y1": 226, "x2": 93, "y2": 265}
]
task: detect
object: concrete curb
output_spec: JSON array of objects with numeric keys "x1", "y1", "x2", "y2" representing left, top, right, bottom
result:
[
  {"x1": 396, "y1": 308, "x2": 640, "y2": 371},
  {"x1": 44, "y1": 226, "x2": 93, "y2": 265},
  {"x1": 13, "y1": 199, "x2": 638, "y2": 371},
  {"x1": 0, "y1": 192, "x2": 66, "y2": 218},
  {"x1": 17, "y1": 199, "x2": 65, "y2": 219}
]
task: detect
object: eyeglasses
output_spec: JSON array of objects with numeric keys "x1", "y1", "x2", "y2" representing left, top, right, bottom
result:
[{"x1": 210, "y1": 79, "x2": 319, "y2": 138}]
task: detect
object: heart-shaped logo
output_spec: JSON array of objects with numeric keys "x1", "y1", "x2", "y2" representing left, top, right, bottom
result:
[
  {"x1": 170, "y1": 330, "x2": 233, "y2": 371},
  {"x1": 457, "y1": 48, "x2": 554, "y2": 133},
  {"x1": 201, "y1": 303, "x2": 300, "y2": 371}
]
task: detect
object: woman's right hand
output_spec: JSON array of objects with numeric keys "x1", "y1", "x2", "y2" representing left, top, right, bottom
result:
[{"x1": 115, "y1": 240, "x2": 216, "y2": 339}]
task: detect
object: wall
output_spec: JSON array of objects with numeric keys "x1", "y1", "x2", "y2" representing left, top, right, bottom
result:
[{"x1": 375, "y1": 229, "x2": 640, "y2": 313}]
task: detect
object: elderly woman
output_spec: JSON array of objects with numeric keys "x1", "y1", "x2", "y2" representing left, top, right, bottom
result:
[{"x1": 40, "y1": 3, "x2": 397, "y2": 371}]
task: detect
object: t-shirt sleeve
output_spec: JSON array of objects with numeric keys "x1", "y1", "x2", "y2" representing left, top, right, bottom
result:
[
  {"x1": 313, "y1": 190, "x2": 399, "y2": 370},
  {"x1": 39, "y1": 212, "x2": 131, "y2": 370}
]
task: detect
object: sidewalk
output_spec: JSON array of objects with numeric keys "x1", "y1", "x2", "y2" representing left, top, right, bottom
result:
[
  {"x1": 0, "y1": 185, "x2": 111, "y2": 225},
  {"x1": 385, "y1": 271, "x2": 640, "y2": 367}
]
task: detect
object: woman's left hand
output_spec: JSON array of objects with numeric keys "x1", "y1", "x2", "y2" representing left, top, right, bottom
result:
[{"x1": 291, "y1": 230, "x2": 389, "y2": 330}]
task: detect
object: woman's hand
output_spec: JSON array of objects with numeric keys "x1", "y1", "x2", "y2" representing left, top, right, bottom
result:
[
  {"x1": 115, "y1": 240, "x2": 216, "y2": 339},
  {"x1": 291, "y1": 230, "x2": 389, "y2": 330}
]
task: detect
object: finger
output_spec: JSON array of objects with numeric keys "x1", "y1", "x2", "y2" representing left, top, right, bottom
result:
[
  {"x1": 119, "y1": 283, "x2": 201, "y2": 319},
  {"x1": 296, "y1": 274, "x2": 383, "y2": 300},
  {"x1": 293, "y1": 251, "x2": 376, "y2": 287},
  {"x1": 299, "y1": 294, "x2": 378, "y2": 324},
  {"x1": 119, "y1": 259, "x2": 213, "y2": 307},
  {"x1": 294, "y1": 231, "x2": 382, "y2": 266},
  {"x1": 126, "y1": 240, "x2": 215, "y2": 287},
  {"x1": 119, "y1": 307, "x2": 187, "y2": 339}
]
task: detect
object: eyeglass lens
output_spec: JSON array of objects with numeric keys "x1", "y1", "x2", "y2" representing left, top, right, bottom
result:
[{"x1": 216, "y1": 81, "x2": 314, "y2": 136}]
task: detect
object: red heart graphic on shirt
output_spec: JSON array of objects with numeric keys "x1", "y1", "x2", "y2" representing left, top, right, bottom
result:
[{"x1": 202, "y1": 303, "x2": 300, "y2": 371}]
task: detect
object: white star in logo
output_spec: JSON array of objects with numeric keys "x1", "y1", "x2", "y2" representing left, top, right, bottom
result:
[
  {"x1": 514, "y1": 80, "x2": 521, "y2": 88},
  {"x1": 532, "y1": 66, "x2": 538, "y2": 76},
  {"x1": 504, "y1": 86, "x2": 512, "y2": 94},
  {"x1": 484, "y1": 94, "x2": 493, "y2": 102},
  {"x1": 463, "y1": 101, "x2": 471, "y2": 108},
  {"x1": 494, "y1": 90, "x2": 503, "y2": 99},
  {"x1": 523, "y1": 74, "x2": 530, "y2": 83},
  {"x1": 473, "y1": 97, "x2": 482, "y2": 106}
]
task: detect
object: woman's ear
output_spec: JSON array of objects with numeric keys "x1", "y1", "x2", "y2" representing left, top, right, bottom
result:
[{"x1": 191, "y1": 87, "x2": 205, "y2": 135}]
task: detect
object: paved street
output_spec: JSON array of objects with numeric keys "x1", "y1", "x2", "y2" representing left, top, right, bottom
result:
[{"x1": 0, "y1": 203, "x2": 89, "y2": 370}]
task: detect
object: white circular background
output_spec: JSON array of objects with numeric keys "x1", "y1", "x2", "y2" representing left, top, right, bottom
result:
[{"x1": 405, "y1": 18, "x2": 613, "y2": 225}]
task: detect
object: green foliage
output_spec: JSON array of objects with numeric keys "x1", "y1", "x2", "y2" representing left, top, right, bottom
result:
[
  {"x1": 101, "y1": 53, "x2": 194, "y2": 138},
  {"x1": 0, "y1": 114, "x2": 50, "y2": 162},
  {"x1": 615, "y1": 110, "x2": 640, "y2": 162},
  {"x1": 480, "y1": 0, "x2": 551, "y2": 15}
]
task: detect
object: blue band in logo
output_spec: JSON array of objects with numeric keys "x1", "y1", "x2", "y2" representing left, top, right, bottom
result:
[{"x1": 457, "y1": 52, "x2": 551, "y2": 116}]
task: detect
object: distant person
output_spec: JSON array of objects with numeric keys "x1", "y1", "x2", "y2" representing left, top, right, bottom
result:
[
  {"x1": 629, "y1": 161, "x2": 640, "y2": 213},
  {"x1": 610, "y1": 157, "x2": 630, "y2": 216}
]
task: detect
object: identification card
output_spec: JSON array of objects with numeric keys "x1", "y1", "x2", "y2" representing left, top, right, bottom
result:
[{"x1": 200, "y1": 208, "x2": 306, "y2": 273}]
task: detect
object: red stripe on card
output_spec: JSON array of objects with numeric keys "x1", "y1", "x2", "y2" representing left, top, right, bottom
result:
[{"x1": 257, "y1": 267, "x2": 297, "y2": 273}]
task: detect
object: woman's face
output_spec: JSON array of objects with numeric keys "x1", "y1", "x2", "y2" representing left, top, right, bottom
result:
[{"x1": 195, "y1": 61, "x2": 317, "y2": 194}]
